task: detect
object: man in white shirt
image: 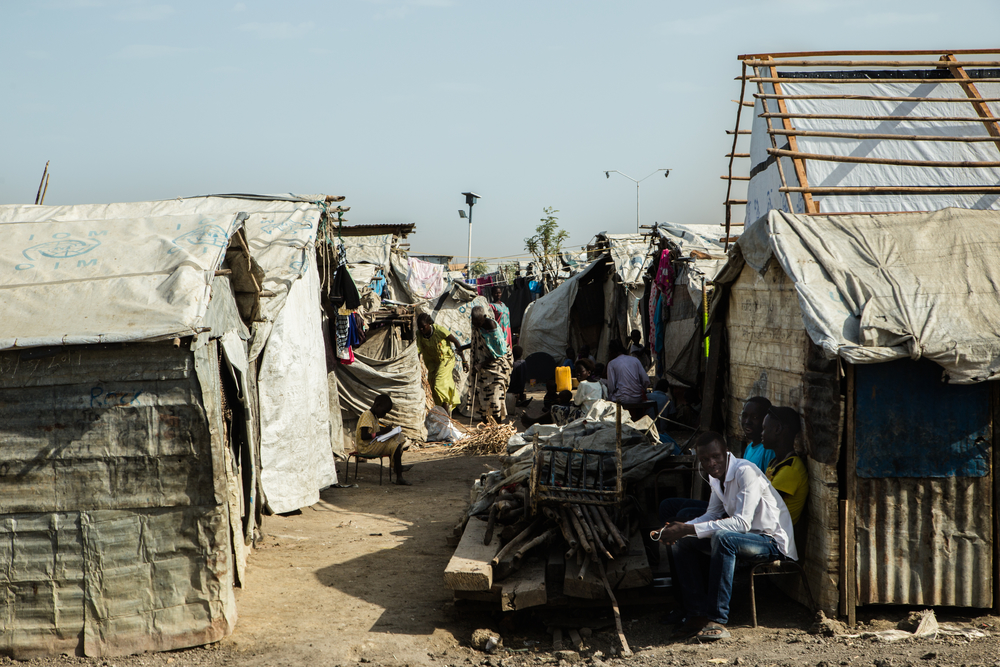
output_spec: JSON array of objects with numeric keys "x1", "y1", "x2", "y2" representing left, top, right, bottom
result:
[{"x1": 654, "y1": 431, "x2": 796, "y2": 641}]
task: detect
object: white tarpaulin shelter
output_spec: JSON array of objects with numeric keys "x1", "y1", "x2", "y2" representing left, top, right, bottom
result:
[
  {"x1": 519, "y1": 260, "x2": 602, "y2": 361},
  {"x1": 0, "y1": 213, "x2": 241, "y2": 349},
  {"x1": 722, "y1": 208, "x2": 1000, "y2": 384},
  {"x1": 0, "y1": 195, "x2": 341, "y2": 512}
]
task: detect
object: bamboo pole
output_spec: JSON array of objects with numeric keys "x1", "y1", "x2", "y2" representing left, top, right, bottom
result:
[
  {"x1": 769, "y1": 128, "x2": 1000, "y2": 142},
  {"x1": 34, "y1": 161, "x2": 49, "y2": 205},
  {"x1": 755, "y1": 93, "x2": 1000, "y2": 103},
  {"x1": 766, "y1": 147, "x2": 1000, "y2": 168},
  {"x1": 738, "y1": 49, "x2": 1000, "y2": 59},
  {"x1": 761, "y1": 112, "x2": 1000, "y2": 123},
  {"x1": 780, "y1": 185, "x2": 1000, "y2": 195},
  {"x1": 720, "y1": 175, "x2": 751, "y2": 180},
  {"x1": 742, "y1": 59, "x2": 1000, "y2": 68},
  {"x1": 743, "y1": 77, "x2": 1000, "y2": 84},
  {"x1": 725, "y1": 152, "x2": 750, "y2": 158}
]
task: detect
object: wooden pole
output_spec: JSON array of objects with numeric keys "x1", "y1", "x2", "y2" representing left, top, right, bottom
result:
[
  {"x1": 720, "y1": 175, "x2": 751, "y2": 181},
  {"x1": 764, "y1": 58, "x2": 817, "y2": 214},
  {"x1": 755, "y1": 67, "x2": 796, "y2": 213},
  {"x1": 767, "y1": 147, "x2": 1000, "y2": 168},
  {"x1": 744, "y1": 76, "x2": 1000, "y2": 84},
  {"x1": 761, "y1": 112, "x2": 1000, "y2": 123},
  {"x1": 941, "y1": 54, "x2": 1000, "y2": 155},
  {"x1": 743, "y1": 59, "x2": 1000, "y2": 68},
  {"x1": 845, "y1": 364, "x2": 857, "y2": 628},
  {"x1": 769, "y1": 128, "x2": 1000, "y2": 142},
  {"x1": 756, "y1": 93, "x2": 1000, "y2": 103},
  {"x1": 597, "y1": 560, "x2": 632, "y2": 657},
  {"x1": 39, "y1": 173, "x2": 50, "y2": 205},
  {"x1": 34, "y1": 161, "x2": 49, "y2": 205},
  {"x1": 724, "y1": 61, "x2": 748, "y2": 250},
  {"x1": 780, "y1": 185, "x2": 1000, "y2": 195},
  {"x1": 738, "y1": 48, "x2": 1000, "y2": 59}
]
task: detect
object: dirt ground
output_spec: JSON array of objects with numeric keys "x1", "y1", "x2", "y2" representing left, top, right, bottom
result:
[{"x1": 11, "y1": 447, "x2": 1000, "y2": 667}]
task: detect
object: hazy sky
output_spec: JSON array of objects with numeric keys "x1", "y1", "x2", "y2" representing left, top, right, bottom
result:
[{"x1": 3, "y1": 1, "x2": 997, "y2": 262}]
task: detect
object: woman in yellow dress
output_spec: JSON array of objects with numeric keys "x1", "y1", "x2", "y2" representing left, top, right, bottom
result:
[{"x1": 416, "y1": 312, "x2": 468, "y2": 414}]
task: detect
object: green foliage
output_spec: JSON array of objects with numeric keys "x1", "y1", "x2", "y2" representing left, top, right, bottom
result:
[
  {"x1": 524, "y1": 207, "x2": 569, "y2": 288},
  {"x1": 470, "y1": 259, "x2": 490, "y2": 278}
]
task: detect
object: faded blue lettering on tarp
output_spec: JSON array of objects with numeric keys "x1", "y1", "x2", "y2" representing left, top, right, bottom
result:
[{"x1": 855, "y1": 359, "x2": 990, "y2": 478}]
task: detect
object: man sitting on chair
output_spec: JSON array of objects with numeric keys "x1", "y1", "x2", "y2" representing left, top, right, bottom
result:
[
  {"x1": 654, "y1": 431, "x2": 796, "y2": 641},
  {"x1": 356, "y1": 394, "x2": 411, "y2": 485}
]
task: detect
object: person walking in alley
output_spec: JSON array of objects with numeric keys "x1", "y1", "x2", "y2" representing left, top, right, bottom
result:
[{"x1": 467, "y1": 305, "x2": 512, "y2": 422}]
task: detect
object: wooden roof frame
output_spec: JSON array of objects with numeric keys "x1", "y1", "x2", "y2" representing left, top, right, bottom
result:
[{"x1": 721, "y1": 49, "x2": 1000, "y2": 250}]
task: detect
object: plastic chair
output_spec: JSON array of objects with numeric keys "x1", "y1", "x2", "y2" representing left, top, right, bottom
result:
[
  {"x1": 345, "y1": 450, "x2": 394, "y2": 485},
  {"x1": 748, "y1": 558, "x2": 816, "y2": 627}
]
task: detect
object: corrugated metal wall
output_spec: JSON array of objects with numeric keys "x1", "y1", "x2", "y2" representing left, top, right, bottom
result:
[
  {"x1": 0, "y1": 342, "x2": 234, "y2": 658},
  {"x1": 856, "y1": 476, "x2": 993, "y2": 607}
]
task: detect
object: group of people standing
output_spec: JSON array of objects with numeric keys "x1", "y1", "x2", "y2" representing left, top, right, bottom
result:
[{"x1": 416, "y1": 286, "x2": 514, "y2": 423}]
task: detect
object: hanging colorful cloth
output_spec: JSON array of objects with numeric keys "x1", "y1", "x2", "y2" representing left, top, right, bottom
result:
[
  {"x1": 648, "y1": 282, "x2": 660, "y2": 349},
  {"x1": 653, "y1": 248, "x2": 675, "y2": 306}
]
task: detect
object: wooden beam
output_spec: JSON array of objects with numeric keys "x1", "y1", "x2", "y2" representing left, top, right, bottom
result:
[
  {"x1": 766, "y1": 58, "x2": 817, "y2": 213},
  {"x1": 844, "y1": 363, "x2": 857, "y2": 628},
  {"x1": 767, "y1": 147, "x2": 1000, "y2": 168},
  {"x1": 739, "y1": 49, "x2": 1000, "y2": 60},
  {"x1": 940, "y1": 54, "x2": 1000, "y2": 155},
  {"x1": 761, "y1": 112, "x2": 1000, "y2": 123},
  {"x1": 743, "y1": 59, "x2": 1000, "y2": 68},
  {"x1": 733, "y1": 99, "x2": 755, "y2": 107},
  {"x1": 725, "y1": 153, "x2": 750, "y2": 158},
  {"x1": 756, "y1": 93, "x2": 1000, "y2": 103},
  {"x1": 725, "y1": 61, "x2": 749, "y2": 251},
  {"x1": 768, "y1": 128, "x2": 1000, "y2": 142},
  {"x1": 443, "y1": 518, "x2": 501, "y2": 591},
  {"x1": 720, "y1": 175, "x2": 751, "y2": 180},
  {"x1": 781, "y1": 185, "x2": 1000, "y2": 195},
  {"x1": 724, "y1": 199, "x2": 748, "y2": 205},
  {"x1": 726, "y1": 129, "x2": 752, "y2": 135},
  {"x1": 744, "y1": 77, "x2": 1000, "y2": 84},
  {"x1": 992, "y1": 380, "x2": 1000, "y2": 614}
]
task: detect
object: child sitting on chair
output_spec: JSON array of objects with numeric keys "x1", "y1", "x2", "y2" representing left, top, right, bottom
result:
[{"x1": 356, "y1": 394, "x2": 411, "y2": 485}]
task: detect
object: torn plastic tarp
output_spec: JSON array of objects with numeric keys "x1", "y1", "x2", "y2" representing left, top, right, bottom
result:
[{"x1": 519, "y1": 259, "x2": 603, "y2": 362}]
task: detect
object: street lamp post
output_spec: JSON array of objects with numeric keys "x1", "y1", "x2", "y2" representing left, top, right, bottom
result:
[
  {"x1": 459, "y1": 192, "x2": 480, "y2": 279},
  {"x1": 604, "y1": 169, "x2": 671, "y2": 233}
]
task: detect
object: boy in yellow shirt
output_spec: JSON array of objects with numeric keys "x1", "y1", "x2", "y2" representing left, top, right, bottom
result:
[{"x1": 760, "y1": 406, "x2": 808, "y2": 524}]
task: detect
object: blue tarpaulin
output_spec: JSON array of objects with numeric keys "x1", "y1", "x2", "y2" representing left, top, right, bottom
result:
[{"x1": 855, "y1": 359, "x2": 991, "y2": 478}]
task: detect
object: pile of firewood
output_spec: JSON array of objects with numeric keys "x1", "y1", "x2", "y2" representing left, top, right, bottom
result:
[
  {"x1": 482, "y1": 483, "x2": 631, "y2": 581},
  {"x1": 449, "y1": 418, "x2": 516, "y2": 456}
]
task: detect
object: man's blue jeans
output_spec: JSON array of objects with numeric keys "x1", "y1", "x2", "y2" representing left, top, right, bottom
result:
[{"x1": 670, "y1": 530, "x2": 783, "y2": 624}]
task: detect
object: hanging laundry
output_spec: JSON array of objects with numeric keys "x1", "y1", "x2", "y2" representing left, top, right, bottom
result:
[
  {"x1": 407, "y1": 257, "x2": 446, "y2": 299},
  {"x1": 653, "y1": 248, "x2": 675, "y2": 306}
]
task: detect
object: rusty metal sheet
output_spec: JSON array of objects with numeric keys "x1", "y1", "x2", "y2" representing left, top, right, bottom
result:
[
  {"x1": 856, "y1": 475, "x2": 993, "y2": 607},
  {"x1": 0, "y1": 342, "x2": 235, "y2": 658}
]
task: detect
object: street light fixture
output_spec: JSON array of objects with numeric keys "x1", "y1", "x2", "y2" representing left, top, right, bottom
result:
[
  {"x1": 460, "y1": 192, "x2": 480, "y2": 278},
  {"x1": 604, "y1": 169, "x2": 671, "y2": 233}
]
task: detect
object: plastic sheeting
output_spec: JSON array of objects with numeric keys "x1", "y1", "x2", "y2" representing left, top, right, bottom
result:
[
  {"x1": 258, "y1": 260, "x2": 338, "y2": 513},
  {"x1": 340, "y1": 234, "x2": 392, "y2": 267},
  {"x1": 0, "y1": 213, "x2": 241, "y2": 350},
  {"x1": 519, "y1": 260, "x2": 603, "y2": 361},
  {"x1": 728, "y1": 208, "x2": 1000, "y2": 384},
  {"x1": 745, "y1": 79, "x2": 1000, "y2": 221},
  {"x1": 417, "y1": 280, "x2": 488, "y2": 406},
  {"x1": 603, "y1": 233, "x2": 653, "y2": 286},
  {"x1": 335, "y1": 340, "x2": 428, "y2": 440}
]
